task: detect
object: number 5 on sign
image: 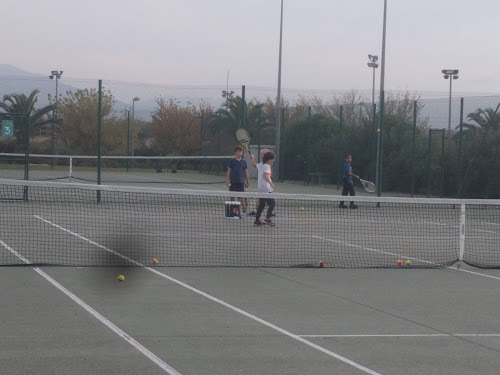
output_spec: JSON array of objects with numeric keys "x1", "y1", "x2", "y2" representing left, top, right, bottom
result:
[{"x1": 1, "y1": 120, "x2": 13, "y2": 137}]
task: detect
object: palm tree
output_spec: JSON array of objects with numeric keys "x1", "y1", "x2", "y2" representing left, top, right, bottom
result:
[
  {"x1": 456, "y1": 103, "x2": 500, "y2": 197},
  {"x1": 206, "y1": 96, "x2": 272, "y2": 153},
  {"x1": 0, "y1": 90, "x2": 59, "y2": 147},
  {"x1": 458, "y1": 104, "x2": 500, "y2": 141}
]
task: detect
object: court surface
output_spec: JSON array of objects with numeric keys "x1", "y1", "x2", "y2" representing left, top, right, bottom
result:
[
  {"x1": 1, "y1": 179, "x2": 499, "y2": 374},
  {"x1": 2, "y1": 257, "x2": 500, "y2": 374}
]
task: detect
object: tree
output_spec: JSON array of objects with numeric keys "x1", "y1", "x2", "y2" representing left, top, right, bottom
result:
[
  {"x1": 0, "y1": 90, "x2": 56, "y2": 150},
  {"x1": 457, "y1": 103, "x2": 500, "y2": 197},
  {"x1": 57, "y1": 88, "x2": 121, "y2": 155},
  {"x1": 149, "y1": 98, "x2": 202, "y2": 155},
  {"x1": 207, "y1": 96, "x2": 272, "y2": 152}
]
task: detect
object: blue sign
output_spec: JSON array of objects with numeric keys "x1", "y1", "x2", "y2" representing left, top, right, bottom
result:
[{"x1": 1, "y1": 120, "x2": 14, "y2": 137}]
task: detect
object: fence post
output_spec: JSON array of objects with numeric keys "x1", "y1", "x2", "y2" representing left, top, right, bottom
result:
[
  {"x1": 411, "y1": 101, "x2": 417, "y2": 197},
  {"x1": 458, "y1": 98, "x2": 464, "y2": 198},
  {"x1": 337, "y1": 106, "x2": 344, "y2": 189},
  {"x1": 97, "y1": 80, "x2": 102, "y2": 203}
]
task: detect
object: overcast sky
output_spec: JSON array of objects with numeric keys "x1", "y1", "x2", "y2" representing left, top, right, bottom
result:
[{"x1": 4, "y1": 0, "x2": 500, "y2": 93}]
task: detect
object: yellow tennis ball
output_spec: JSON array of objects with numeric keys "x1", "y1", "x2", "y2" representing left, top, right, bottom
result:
[
  {"x1": 405, "y1": 260, "x2": 411, "y2": 266},
  {"x1": 300, "y1": 206, "x2": 305, "y2": 211},
  {"x1": 152, "y1": 258, "x2": 158, "y2": 265},
  {"x1": 118, "y1": 275, "x2": 125, "y2": 282}
]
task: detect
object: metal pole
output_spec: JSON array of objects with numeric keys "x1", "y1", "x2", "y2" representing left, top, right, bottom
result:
[
  {"x1": 97, "y1": 80, "x2": 102, "y2": 202},
  {"x1": 280, "y1": 107, "x2": 285, "y2": 181},
  {"x1": 458, "y1": 98, "x2": 464, "y2": 197},
  {"x1": 24, "y1": 115, "x2": 30, "y2": 201},
  {"x1": 441, "y1": 128, "x2": 445, "y2": 197},
  {"x1": 55, "y1": 76, "x2": 58, "y2": 153},
  {"x1": 337, "y1": 106, "x2": 343, "y2": 189},
  {"x1": 411, "y1": 101, "x2": 417, "y2": 197},
  {"x1": 218, "y1": 112, "x2": 222, "y2": 155},
  {"x1": 200, "y1": 113, "x2": 204, "y2": 157},
  {"x1": 274, "y1": 0, "x2": 284, "y2": 180},
  {"x1": 24, "y1": 115, "x2": 30, "y2": 181},
  {"x1": 131, "y1": 100, "x2": 135, "y2": 157},
  {"x1": 448, "y1": 76, "x2": 452, "y2": 137},
  {"x1": 372, "y1": 64, "x2": 376, "y2": 109},
  {"x1": 376, "y1": 0, "x2": 387, "y2": 197},
  {"x1": 241, "y1": 85, "x2": 246, "y2": 129},
  {"x1": 305, "y1": 106, "x2": 311, "y2": 185},
  {"x1": 427, "y1": 129, "x2": 432, "y2": 198},
  {"x1": 372, "y1": 103, "x2": 377, "y2": 179},
  {"x1": 126, "y1": 110, "x2": 130, "y2": 172}
]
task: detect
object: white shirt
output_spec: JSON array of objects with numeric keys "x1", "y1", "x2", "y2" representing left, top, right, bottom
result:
[{"x1": 257, "y1": 163, "x2": 273, "y2": 193}]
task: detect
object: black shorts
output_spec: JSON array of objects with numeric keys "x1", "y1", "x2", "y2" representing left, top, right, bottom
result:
[{"x1": 229, "y1": 183, "x2": 245, "y2": 192}]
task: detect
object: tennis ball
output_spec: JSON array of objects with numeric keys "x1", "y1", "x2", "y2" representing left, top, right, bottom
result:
[
  {"x1": 318, "y1": 260, "x2": 324, "y2": 268},
  {"x1": 405, "y1": 260, "x2": 411, "y2": 266},
  {"x1": 300, "y1": 206, "x2": 305, "y2": 211},
  {"x1": 152, "y1": 258, "x2": 158, "y2": 265},
  {"x1": 397, "y1": 260, "x2": 403, "y2": 266},
  {"x1": 118, "y1": 274, "x2": 125, "y2": 282}
]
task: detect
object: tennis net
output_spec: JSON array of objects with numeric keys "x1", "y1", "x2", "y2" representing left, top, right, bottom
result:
[
  {"x1": 0, "y1": 179, "x2": 499, "y2": 268},
  {"x1": 0, "y1": 153, "x2": 231, "y2": 184}
]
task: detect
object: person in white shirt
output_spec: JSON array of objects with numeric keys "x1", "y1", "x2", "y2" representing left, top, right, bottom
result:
[
  {"x1": 254, "y1": 151, "x2": 276, "y2": 226},
  {"x1": 248, "y1": 148, "x2": 269, "y2": 216}
]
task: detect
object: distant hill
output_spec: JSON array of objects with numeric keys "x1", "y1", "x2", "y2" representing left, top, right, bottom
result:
[
  {"x1": 0, "y1": 64, "x2": 44, "y2": 77},
  {"x1": 0, "y1": 65, "x2": 130, "y2": 116}
]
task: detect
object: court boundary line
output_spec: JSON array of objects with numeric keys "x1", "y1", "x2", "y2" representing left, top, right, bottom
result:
[
  {"x1": 313, "y1": 235, "x2": 500, "y2": 280},
  {"x1": 299, "y1": 334, "x2": 500, "y2": 338},
  {"x1": 0, "y1": 238, "x2": 181, "y2": 375},
  {"x1": 34, "y1": 215, "x2": 381, "y2": 375}
]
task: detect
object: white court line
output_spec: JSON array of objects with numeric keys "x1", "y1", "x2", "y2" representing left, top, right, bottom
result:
[
  {"x1": 0, "y1": 238, "x2": 180, "y2": 375},
  {"x1": 313, "y1": 235, "x2": 500, "y2": 280},
  {"x1": 35, "y1": 215, "x2": 381, "y2": 375},
  {"x1": 300, "y1": 334, "x2": 500, "y2": 338},
  {"x1": 312, "y1": 235, "x2": 436, "y2": 266}
]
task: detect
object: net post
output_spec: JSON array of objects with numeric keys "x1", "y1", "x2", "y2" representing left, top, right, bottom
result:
[
  {"x1": 459, "y1": 203, "x2": 466, "y2": 263},
  {"x1": 69, "y1": 156, "x2": 73, "y2": 181}
]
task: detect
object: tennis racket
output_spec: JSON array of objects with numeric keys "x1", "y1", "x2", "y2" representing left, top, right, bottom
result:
[
  {"x1": 360, "y1": 178, "x2": 376, "y2": 193},
  {"x1": 236, "y1": 128, "x2": 252, "y2": 154}
]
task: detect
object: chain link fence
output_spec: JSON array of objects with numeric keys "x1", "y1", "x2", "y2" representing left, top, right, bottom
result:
[{"x1": 1, "y1": 76, "x2": 499, "y2": 197}]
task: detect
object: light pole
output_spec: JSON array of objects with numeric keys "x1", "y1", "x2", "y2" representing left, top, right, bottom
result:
[
  {"x1": 222, "y1": 69, "x2": 234, "y2": 108},
  {"x1": 375, "y1": 0, "x2": 387, "y2": 197},
  {"x1": 442, "y1": 69, "x2": 459, "y2": 137},
  {"x1": 49, "y1": 70, "x2": 63, "y2": 168},
  {"x1": 222, "y1": 90, "x2": 234, "y2": 108},
  {"x1": 131, "y1": 97, "x2": 140, "y2": 157},
  {"x1": 367, "y1": 55, "x2": 378, "y2": 109},
  {"x1": 275, "y1": 0, "x2": 284, "y2": 181}
]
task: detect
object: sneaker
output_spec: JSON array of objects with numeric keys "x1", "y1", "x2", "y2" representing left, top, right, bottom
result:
[
  {"x1": 349, "y1": 204, "x2": 358, "y2": 209},
  {"x1": 254, "y1": 220, "x2": 263, "y2": 225},
  {"x1": 248, "y1": 211, "x2": 257, "y2": 216},
  {"x1": 339, "y1": 203, "x2": 348, "y2": 209},
  {"x1": 264, "y1": 218, "x2": 275, "y2": 226}
]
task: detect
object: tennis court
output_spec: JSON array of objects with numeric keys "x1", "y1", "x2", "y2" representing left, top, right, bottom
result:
[{"x1": 1, "y1": 179, "x2": 500, "y2": 374}]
